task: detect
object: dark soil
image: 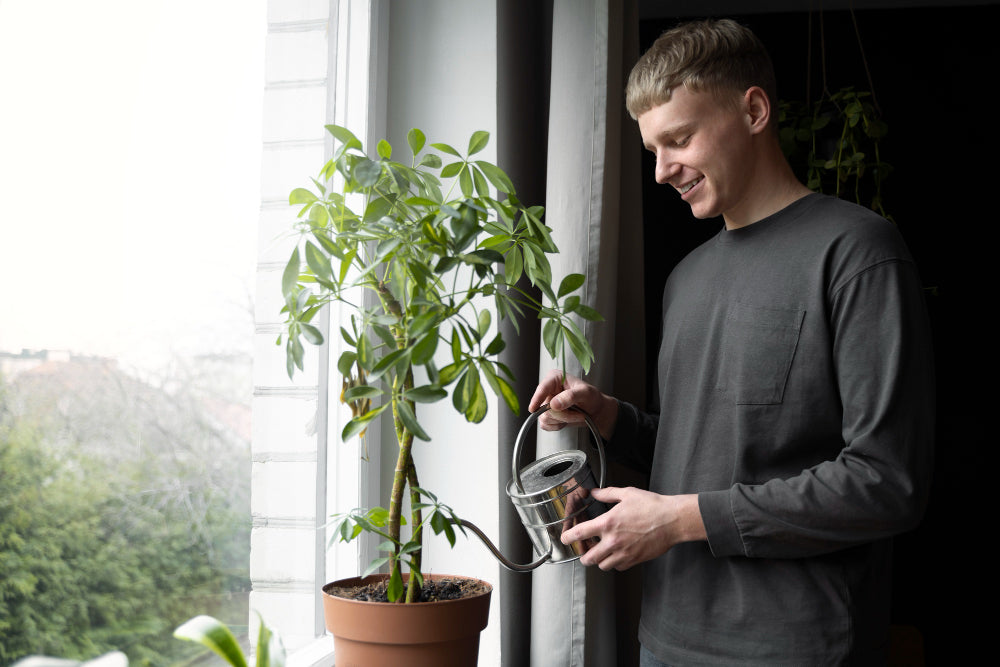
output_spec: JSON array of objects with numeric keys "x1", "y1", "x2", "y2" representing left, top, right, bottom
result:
[{"x1": 325, "y1": 576, "x2": 490, "y2": 603}]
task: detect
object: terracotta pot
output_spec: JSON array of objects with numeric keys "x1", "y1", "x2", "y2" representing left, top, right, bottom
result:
[{"x1": 322, "y1": 573, "x2": 493, "y2": 667}]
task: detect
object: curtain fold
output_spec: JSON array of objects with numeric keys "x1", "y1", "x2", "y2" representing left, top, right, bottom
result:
[
  {"x1": 496, "y1": 1, "x2": 552, "y2": 665},
  {"x1": 498, "y1": 0, "x2": 645, "y2": 665}
]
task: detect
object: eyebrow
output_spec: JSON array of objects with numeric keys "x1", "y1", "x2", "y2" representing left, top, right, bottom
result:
[{"x1": 644, "y1": 122, "x2": 696, "y2": 150}]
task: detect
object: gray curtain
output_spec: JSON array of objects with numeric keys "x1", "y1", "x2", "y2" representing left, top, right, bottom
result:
[{"x1": 497, "y1": 0, "x2": 644, "y2": 664}]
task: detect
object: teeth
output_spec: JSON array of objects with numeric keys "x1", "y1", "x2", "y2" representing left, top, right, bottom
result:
[{"x1": 679, "y1": 178, "x2": 701, "y2": 194}]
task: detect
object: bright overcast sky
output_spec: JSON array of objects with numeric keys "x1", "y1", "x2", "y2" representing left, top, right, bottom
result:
[{"x1": 0, "y1": 0, "x2": 266, "y2": 369}]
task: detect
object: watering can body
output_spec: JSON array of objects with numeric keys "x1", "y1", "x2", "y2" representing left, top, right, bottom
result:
[{"x1": 462, "y1": 404, "x2": 609, "y2": 571}]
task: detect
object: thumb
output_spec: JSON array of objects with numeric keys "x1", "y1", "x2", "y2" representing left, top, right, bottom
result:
[{"x1": 590, "y1": 486, "x2": 622, "y2": 503}]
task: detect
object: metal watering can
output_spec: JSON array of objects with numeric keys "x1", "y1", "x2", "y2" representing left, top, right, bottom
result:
[{"x1": 461, "y1": 404, "x2": 609, "y2": 572}]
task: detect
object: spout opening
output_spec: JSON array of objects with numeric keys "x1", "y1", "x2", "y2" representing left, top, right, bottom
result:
[{"x1": 542, "y1": 460, "x2": 573, "y2": 477}]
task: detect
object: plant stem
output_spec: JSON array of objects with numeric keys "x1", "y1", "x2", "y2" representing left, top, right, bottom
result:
[
  {"x1": 387, "y1": 380, "x2": 414, "y2": 601},
  {"x1": 405, "y1": 461, "x2": 423, "y2": 603}
]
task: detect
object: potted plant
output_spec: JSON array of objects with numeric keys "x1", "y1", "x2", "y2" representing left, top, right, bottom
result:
[{"x1": 278, "y1": 124, "x2": 600, "y2": 664}]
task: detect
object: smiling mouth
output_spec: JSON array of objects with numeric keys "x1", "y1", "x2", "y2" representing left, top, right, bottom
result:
[{"x1": 678, "y1": 177, "x2": 702, "y2": 195}]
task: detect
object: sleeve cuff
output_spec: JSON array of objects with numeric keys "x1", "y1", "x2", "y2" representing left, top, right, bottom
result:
[
  {"x1": 698, "y1": 489, "x2": 746, "y2": 557},
  {"x1": 607, "y1": 399, "x2": 639, "y2": 448}
]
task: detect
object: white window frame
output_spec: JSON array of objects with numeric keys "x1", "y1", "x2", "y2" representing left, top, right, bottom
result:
[{"x1": 252, "y1": 1, "x2": 388, "y2": 663}]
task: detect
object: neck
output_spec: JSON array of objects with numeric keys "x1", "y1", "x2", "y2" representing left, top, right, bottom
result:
[{"x1": 723, "y1": 140, "x2": 812, "y2": 230}]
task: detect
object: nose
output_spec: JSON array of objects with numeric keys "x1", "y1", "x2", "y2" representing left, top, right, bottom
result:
[{"x1": 654, "y1": 152, "x2": 680, "y2": 185}]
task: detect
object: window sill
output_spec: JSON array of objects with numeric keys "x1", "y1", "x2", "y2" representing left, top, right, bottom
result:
[{"x1": 286, "y1": 635, "x2": 335, "y2": 667}]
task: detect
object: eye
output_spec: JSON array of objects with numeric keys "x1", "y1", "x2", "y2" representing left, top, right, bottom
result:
[{"x1": 671, "y1": 135, "x2": 691, "y2": 148}]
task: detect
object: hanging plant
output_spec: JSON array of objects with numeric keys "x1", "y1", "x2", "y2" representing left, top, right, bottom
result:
[
  {"x1": 778, "y1": 7, "x2": 893, "y2": 220},
  {"x1": 779, "y1": 87, "x2": 892, "y2": 220}
]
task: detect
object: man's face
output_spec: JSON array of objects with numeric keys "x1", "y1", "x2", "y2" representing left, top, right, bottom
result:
[{"x1": 637, "y1": 85, "x2": 754, "y2": 223}]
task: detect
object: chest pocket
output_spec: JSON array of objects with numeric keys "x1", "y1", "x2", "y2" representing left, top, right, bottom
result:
[{"x1": 715, "y1": 302, "x2": 805, "y2": 405}]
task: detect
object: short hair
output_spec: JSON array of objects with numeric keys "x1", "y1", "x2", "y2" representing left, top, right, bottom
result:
[{"x1": 625, "y1": 18, "x2": 778, "y2": 120}]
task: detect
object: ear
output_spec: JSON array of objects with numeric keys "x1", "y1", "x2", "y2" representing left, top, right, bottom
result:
[{"x1": 743, "y1": 86, "x2": 771, "y2": 135}]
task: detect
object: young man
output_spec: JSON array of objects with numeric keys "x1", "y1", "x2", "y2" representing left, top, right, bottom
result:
[{"x1": 529, "y1": 18, "x2": 934, "y2": 665}]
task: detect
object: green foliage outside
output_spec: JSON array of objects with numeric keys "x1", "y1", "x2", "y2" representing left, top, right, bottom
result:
[{"x1": 0, "y1": 358, "x2": 250, "y2": 666}]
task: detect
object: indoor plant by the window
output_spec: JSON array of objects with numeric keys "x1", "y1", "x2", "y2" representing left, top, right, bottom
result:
[{"x1": 278, "y1": 125, "x2": 599, "y2": 664}]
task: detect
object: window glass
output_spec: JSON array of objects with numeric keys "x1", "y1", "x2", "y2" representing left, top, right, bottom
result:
[{"x1": 0, "y1": 1, "x2": 265, "y2": 663}]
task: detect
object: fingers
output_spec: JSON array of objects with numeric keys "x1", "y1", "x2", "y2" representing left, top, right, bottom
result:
[
  {"x1": 559, "y1": 486, "x2": 621, "y2": 545},
  {"x1": 528, "y1": 368, "x2": 571, "y2": 413},
  {"x1": 530, "y1": 370, "x2": 587, "y2": 431}
]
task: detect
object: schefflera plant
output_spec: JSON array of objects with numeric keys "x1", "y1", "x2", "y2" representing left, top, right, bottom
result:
[{"x1": 279, "y1": 125, "x2": 601, "y2": 603}]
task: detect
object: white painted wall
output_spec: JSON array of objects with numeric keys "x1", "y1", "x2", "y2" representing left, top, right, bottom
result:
[{"x1": 382, "y1": 2, "x2": 502, "y2": 663}]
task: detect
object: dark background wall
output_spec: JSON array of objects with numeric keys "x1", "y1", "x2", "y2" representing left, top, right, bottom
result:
[{"x1": 637, "y1": 2, "x2": 996, "y2": 663}]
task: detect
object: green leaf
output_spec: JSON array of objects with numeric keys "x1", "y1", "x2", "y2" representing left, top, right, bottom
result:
[
  {"x1": 342, "y1": 404, "x2": 388, "y2": 441},
  {"x1": 343, "y1": 385, "x2": 383, "y2": 401},
  {"x1": 418, "y1": 152, "x2": 442, "y2": 168},
  {"x1": 377, "y1": 139, "x2": 392, "y2": 160},
  {"x1": 558, "y1": 273, "x2": 585, "y2": 298},
  {"x1": 441, "y1": 161, "x2": 464, "y2": 179},
  {"x1": 337, "y1": 351, "x2": 357, "y2": 376},
  {"x1": 411, "y1": 329, "x2": 440, "y2": 365},
  {"x1": 354, "y1": 158, "x2": 381, "y2": 187},
  {"x1": 459, "y1": 167, "x2": 473, "y2": 197},
  {"x1": 542, "y1": 319, "x2": 561, "y2": 360},
  {"x1": 340, "y1": 326, "x2": 357, "y2": 346},
  {"x1": 465, "y1": 249, "x2": 504, "y2": 266},
  {"x1": 356, "y1": 331, "x2": 374, "y2": 370},
  {"x1": 438, "y1": 360, "x2": 466, "y2": 386},
  {"x1": 174, "y1": 616, "x2": 249, "y2": 667},
  {"x1": 564, "y1": 319, "x2": 594, "y2": 373},
  {"x1": 387, "y1": 566, "x2": 405, "y2": 602},
  {"x1": 255, "y1": 614, "x2": 286, "y2": 667},
  {"x1": 305, "y1": 241, "x2": 333, "y2": 281},
  {"x1": 407, "y1": 128, "x2": 426, "y2": 155},
  {"x1": 477, "y1": 309, "x2": 492, "y2": 339},
  {"x1": 468, "y1": 130, "x2": 490, "y2": 155},
  {"x1": 482, "y1": 363, "x2": 519, "y2": 414},
  {"x1": 472, "y1": 166, "x2": 490, "y2": 198},
  {"x1": 574, "y1": 304, "x2": 604, "y2": 321},
  {"x1": 430, "y1": 511, "x2": 457, "y2": 547},
  {"x1": 465, "y1": 370, "x2": 488, "y2": 423},
  {"x1": 325, "y1": 124, "x2": 363, "y2": 151},
  {"x1": 362, "y1": 556, "x2": 391, "y2": 578},
  {"x1": 300, "y1": 323, "x2": 324, "y2": 345},
  {"x1": 281, "y1": 247, "x2": 300, "y2": 303},
  {"x1": 395, "y1": 399, "x2": 431, "y2": 441},
  {"x1": 363, "y1": 196, "x2": 393, "y2": 223},
  {"x1": 504, "y1": 246, "x2": 524, "y2": 283},
  {"x1": 370, "y1": 347, "x2": 411, "y2": 380},
  {"x1": 431, "y1": 142, "x2": 462, "y2": 157},
  {"x1": 289, "y1": 188, "x2": 317, "y2": 206},
  {"x1": 454, "y1": 365, "x2": 487, "y2": 422},
  {"x1": 475, "y1": 161, "x2": 514, "y2": 194},
  {"x1": 404, "y1": 385, "x2": 447, "y2": 403},
  {"x1": 484, "y1": 332, "x2": 505, "y2": 355}
]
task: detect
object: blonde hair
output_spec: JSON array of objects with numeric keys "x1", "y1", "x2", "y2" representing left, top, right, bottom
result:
[{"x1": 625, "y1": 18, "x2": 777, "y2": 120}]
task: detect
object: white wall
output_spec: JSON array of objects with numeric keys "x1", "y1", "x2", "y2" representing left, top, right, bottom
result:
[{"x1": 383, "y1": 1, "x2": 503, "y2": 664}]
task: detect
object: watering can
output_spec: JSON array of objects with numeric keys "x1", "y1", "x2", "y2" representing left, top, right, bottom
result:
[{"x1": 461, "y1": 404, "x2": 609, "y2": 572}]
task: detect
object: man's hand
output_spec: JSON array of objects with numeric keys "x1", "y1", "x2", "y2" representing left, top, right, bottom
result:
[
  {"x1": 561, "y1": 487, "x2": 707, "y2": 571},
  {"x1": 529, "y1": 369, "x2": 619, "y2": 440}
]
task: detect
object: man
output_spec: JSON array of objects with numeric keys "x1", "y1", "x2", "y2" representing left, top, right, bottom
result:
[{"x1": 529, "y1": 18, "x2": 934, "y2": 666}]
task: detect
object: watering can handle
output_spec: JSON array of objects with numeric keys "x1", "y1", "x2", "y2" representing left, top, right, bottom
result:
[{"x1": 511, "y1": 404, "x2": 607, "y2": 494}]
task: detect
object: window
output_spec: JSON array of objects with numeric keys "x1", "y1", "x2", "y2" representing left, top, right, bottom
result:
[{"x1": 0, "y1": 1, "x2": 264, "y2": 664}]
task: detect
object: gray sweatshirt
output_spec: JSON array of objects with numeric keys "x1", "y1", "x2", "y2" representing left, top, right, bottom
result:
[{"x1": 611, "y1": 194, "x2": 935, "y2": 665}]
